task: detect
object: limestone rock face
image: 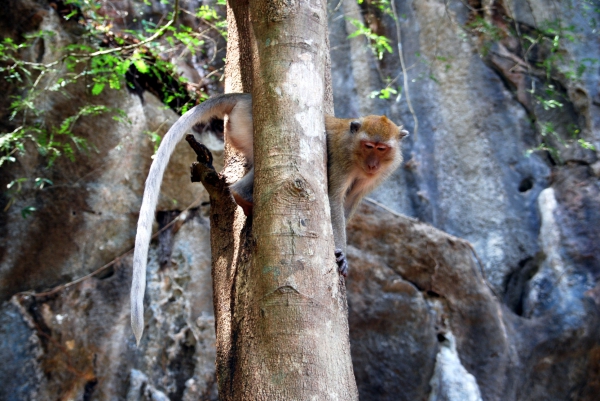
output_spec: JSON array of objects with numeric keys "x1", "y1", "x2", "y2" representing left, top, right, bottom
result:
[
  {"x1": 1, "y1": 0, "x2": 600, "y2": 400},
  {"x1": 332, "y1": 0, "x2": 600, "y2": 398},
  {"x1": 0, "y1": 1, "x2": 213, "y2": 302},
  {"x1": 346, "y1": 202, "x2": 599, "y2": 401},
  {"x1": 428, "y1": 334, "x2": 483, "y2": 401},
  {"x1": 0, "y1": 67, "x2": 207, "y2": 301},
  {"x1": 0, "y1": 209, "x2": 217, "y2": 401}
]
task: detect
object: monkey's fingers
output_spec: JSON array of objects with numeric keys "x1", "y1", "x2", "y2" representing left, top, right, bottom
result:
[{"x1": 334, "y1": 249, "x2": 349, "y2": 277}]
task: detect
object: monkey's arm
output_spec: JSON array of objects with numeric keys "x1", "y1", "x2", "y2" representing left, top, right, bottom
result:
[
  {"x1": 325, "y1": 116, "x2": 353, "y2": 277},
  {"x1": 329, "y1": 192, "x2": 349, "y2": 276},
  {"x1": 131, "y1": 93, "x2": 250, "y2": 345}
]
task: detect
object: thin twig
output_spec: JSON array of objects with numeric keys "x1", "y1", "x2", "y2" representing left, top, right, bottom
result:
[
  {"x1": 5, "y1": 0, "x2": 180, "y2": 72},
  {"x1": 180, "y1": 7, "x2": 225, "y2": 37},
  {"x1": 202, "y1": 66, "x2": 224, "y2": 81},
  {"x1": 81, "y1": 0, "x2": 180, "y2": 57}
]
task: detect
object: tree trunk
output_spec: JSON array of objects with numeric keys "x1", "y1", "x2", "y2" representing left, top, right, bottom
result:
[{"x1": 209, "y1": 0, "x2": 358, "y2": 399}]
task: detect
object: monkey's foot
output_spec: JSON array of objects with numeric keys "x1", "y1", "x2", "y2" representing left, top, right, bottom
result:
[{"x1": 335, "y1": 249, "x2": 348, "y2": 277}]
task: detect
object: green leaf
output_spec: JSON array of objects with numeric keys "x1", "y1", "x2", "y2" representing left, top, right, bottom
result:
[
  {"x1": 0, "y1": 156, "x2": 16, "y2": 166},
  {"x1": 91, "y1": 82, "x2": 105, "y2": 95},
  {"x1": 369, "y1": 87, "x2": 398, "y2": 99},
  {"x1": 64, "y1": 10, "x2": 78, "y2": 20},
  {"x1": 578, "y1": 139, "x2": 596, "y2": 150},
  {"x1": 180, "y1": 103, "x2": 192, "y2": 114},
  {"x1": 7, "y1": 177, "x2": 28, "y2": 190},
  {"x1": 115, "y1": 59, "x2": 132, "y2": 75},
  {"x1": 21, "y1": 206, "x2": 36, "y2": 219},
  {"x1": 133, "y1": 58, "x2": 149, "y2": 74},
  {"x1": 108, "y1": 74, "x2": 121, "y2": 90},
  {"x1": 347, "y1": 18, "x2": 393, "y2": 59},
  {"x1": 34, "y1": 177, "x2": 53, "y2": 189}
]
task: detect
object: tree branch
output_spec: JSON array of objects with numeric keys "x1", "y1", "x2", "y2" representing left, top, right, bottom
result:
[{"x1": 185, "y1": 134, "x2": 229, "y2": 201}]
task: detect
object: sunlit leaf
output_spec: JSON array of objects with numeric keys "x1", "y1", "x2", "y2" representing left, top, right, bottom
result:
[{"x1": 92, "y1": 82, "x2": 105, "y2": 95}]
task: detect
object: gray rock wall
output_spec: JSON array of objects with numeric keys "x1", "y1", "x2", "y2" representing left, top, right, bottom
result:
[
  {"x1": 1, "y1": 0, "x2": 599, "y2": 400},
  {"x1": 330, "y1": 0, "x2": 600, "y2": 400}
]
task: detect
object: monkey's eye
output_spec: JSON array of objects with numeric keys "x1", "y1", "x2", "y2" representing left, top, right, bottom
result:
[
  {"x1": 364, "y1": 143, "x2": 374, "y2": 149},
  {"x1": 377, "y1": 146, "x2": 387, "y2": 151}
]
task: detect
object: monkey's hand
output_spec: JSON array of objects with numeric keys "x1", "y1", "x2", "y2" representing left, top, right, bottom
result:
[{"x1": 335, "y1": 249, "x2": 349, "y2": 277}]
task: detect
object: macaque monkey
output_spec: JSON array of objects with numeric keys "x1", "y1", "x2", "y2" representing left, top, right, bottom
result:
[
  {"x1": 325, "y1": 115, "x2": 408, "y2": 274},
  {"x1": 131, "y1": 93, "x2": 408, "y2": 344}
]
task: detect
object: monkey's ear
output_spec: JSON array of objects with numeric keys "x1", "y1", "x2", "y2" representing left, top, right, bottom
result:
[
  {"x1": 398, "y1": 125, "x2": 408, "y2": 139},
  {"x1": 350, "y1": 121, "x2": 361, "y2": 134}
]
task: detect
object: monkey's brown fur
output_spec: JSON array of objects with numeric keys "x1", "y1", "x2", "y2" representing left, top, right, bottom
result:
[{"x1": 326, "y1": 115, "x2": 408, "y2": 274}]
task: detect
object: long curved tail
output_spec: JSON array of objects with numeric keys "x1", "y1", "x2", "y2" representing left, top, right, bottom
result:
[{"x1": 131, "y1": 93, "x2": 248, "y2": 345}]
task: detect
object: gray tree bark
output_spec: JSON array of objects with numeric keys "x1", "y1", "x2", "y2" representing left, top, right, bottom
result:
[{"x1": 208, "y1": 0, "x2": 358, "y2": 399}]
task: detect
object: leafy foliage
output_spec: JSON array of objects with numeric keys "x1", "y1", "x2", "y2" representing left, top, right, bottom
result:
[
  {"x1": 357, "y1": 0, "x2": 393, "y2": 18},
  {"x1": 521, "y1": 19, "x2": 598, "y2": 161},
  {"x1": 464, "y1": 5, "x2": 598, "y2": 164},
  {"x1": 465, "y1": 16, "x2": 503, "y2": 57},
  {"x1": 347, "y1": 18, "x2": 393, "y2": 60},
  {"x1": 1, "y1": 0, "x2": 227, "y2": 216},
  {"x1": 370, "y1": 86, "x2": 399, "y2": 99}
]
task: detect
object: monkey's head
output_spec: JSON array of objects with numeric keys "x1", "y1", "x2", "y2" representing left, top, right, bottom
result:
[{"x1": 350, "y1": 115, "x2": 409, "y2": 176}]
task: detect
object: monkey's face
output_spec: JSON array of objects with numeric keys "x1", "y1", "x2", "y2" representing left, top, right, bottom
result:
[
  {"x1": 359, "y1": 140, "x2": 394, "y2": 175},
  {"x1": 353, "y1": 115, "x2": 408, "y2": 176}
]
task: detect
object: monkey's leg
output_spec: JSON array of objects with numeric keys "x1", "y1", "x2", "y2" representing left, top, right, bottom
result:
[{"x1": 229, "y1": 168, "x2": 254, "y2": 216}]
